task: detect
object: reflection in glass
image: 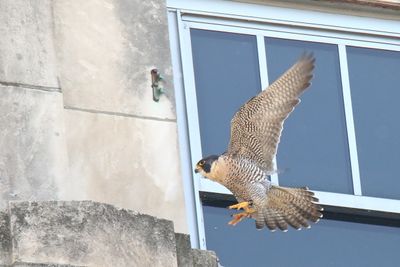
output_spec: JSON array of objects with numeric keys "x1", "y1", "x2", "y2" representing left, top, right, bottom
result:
[
  {"x1": 265, "y1": 38, "x2": 352, "y2": 194},
  {"x1": 191, "y1": 29, "x2": 261, "y2": 157},
  {"x1": 203, "y1": 204, "x2": 400, "y2": 267},
  {"x1": 347, "y1": 47, "x2": 400, "y2": 199}
]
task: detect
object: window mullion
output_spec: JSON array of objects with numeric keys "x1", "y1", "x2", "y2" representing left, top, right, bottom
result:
[
  {"x1": 338, "y1": 44, "x2": 362, "y2": 196},
  {"x1": 177, "y1": 11, "x2": 207, "y2": 249},
  {"x1": 256, "y1": 34, "x2": 280, "y2": 185}
]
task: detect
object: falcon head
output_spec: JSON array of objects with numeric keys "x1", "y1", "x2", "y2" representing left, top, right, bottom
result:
[{"x1": 194, "y1": 155, "x2": 219, "y2": 178}]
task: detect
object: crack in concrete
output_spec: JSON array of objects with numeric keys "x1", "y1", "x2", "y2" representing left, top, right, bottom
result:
[
  {"x1": 64, "y1": 106, "x2": 177, "y2": 122},
  {"x1": 0, "y1": 81, "x2": 61, "y2": 93}
]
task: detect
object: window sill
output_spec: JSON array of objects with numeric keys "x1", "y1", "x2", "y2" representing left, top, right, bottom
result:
[{"x1": 199, "y1": 178, "x2": 400, "y2": 215}]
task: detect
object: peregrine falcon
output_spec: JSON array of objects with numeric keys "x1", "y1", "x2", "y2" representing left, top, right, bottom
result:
[{"x1": 195, "y1": 54, "x2": 323, "y2": 231}]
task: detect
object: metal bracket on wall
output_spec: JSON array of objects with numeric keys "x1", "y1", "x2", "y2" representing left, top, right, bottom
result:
[{"x1": 151, "y1": 69, "x2": 165, "y2": 102}]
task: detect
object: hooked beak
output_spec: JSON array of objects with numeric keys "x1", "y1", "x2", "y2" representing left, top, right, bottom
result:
[{"x1": 194, "y1": 165, "x2": 200, "y2": 173}]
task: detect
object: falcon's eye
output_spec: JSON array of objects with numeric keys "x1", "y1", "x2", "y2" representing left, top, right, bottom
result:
[{"x1": 199, "y1": 160, "x2": 205, "y2": 166}]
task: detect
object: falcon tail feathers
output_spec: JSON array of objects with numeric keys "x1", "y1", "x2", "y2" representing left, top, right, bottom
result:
[{"x1": 254, "y1": 185, "x2": 323, "y2": 231}]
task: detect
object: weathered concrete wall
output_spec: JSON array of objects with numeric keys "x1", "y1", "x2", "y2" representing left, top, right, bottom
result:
[
  {"x1": 52, "y1": 0, "x2": 187, "y2": 233},
  {"x1": 175, "y1": 233, "x2": 220, "y2": 267},
  {"x1": 11, "y1": 263, "x2": 85, "y2": 267},
  {"x1": 0, "y1": 86, "x2": 69, "y2": 210},
  {"x1": 0, "y1": 210, "x2": 11, "y2": 265},
  {"x1": 0, "y1": 0, "x2": 69, "y2": 211},
  {"x1": 62, "y1": 110, "x2": 186, "y2": 231},
  {"x1": 8, "y1": 201, "x2": 178, "y2": 267},
  {"x1": 53, "y1": 0, "x2": 176, "y2": 119},
  {"x1": 192, "y1": 249, "x2": 219, "y2": 267},
  {"x1": 0, "y1": 0, "x2": 188, "y2": 234},
  {"x1": 0, "y1": 0, "x2": 58, "y2": 87},
  {"x1": 0, "y1": 201, "x2": 218, "y2": 267},
  {"x1": 175, "y1": 233, "x2": 194, "y2": 267}
]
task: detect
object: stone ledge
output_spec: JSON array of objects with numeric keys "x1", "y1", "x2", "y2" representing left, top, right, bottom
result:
[
  {"x1": 192, "y1": 249, "x2": 219, "y2": 267},
  {"x1": 0, "y1": 201, "x2": 219, "y2": 267},
  {"x1": 0, "y1": 211, "x2": 11, "y2": 265},
  {"x1": 175, "y1": 233, "x2": 193, "y2": 266},
  {"x1": 175, "y1": 233, "x2": 220, "y2": 267},
  {"x1": 8, "y1": 201, "x2": 177, "y2": 267}
]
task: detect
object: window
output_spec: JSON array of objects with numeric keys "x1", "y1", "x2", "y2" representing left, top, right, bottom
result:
[
  {"x1": 347, "y1": 47, "x2": 400, "y2": 199},
  {"x1": 168, "y1": 1, "x2": 400, "y2": 266},
  {"x1": 202, "y1": 202, "x2": 400, "y2": 267}
]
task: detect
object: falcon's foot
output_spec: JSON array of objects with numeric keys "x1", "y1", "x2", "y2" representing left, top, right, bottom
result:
[
  {"x1": 228, "y1": 207, "x2": 256, "y2": 225},
  {"x1": 228, "y1": 202, "x2": 256, "y2": 226},
  {"x1": 228, "y1": 212, "x2": 250, "y2": 226},
  {"x1": 229, "y1": 201, "x2": 251, "y2": 211}
]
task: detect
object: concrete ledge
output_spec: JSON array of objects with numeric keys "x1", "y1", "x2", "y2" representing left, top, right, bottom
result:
[
  {"x1": 9, "y1": 201, "x2": 178, "y2": 267},
  {"x1": 175, "y1": 233, "x2": 193, "y2": 267},
  {"x1": 0, "y1": 211, "x2": 11, "y2": 265},
  {"x1": 174, "y1": 233, "x2": 220, "y2": 267},
  {"x1": 192, "y1": 249, "x2": 219, "y2": 267},
  {"x1": 0, "y1": 201, "x2": 218, "y2": 267}
]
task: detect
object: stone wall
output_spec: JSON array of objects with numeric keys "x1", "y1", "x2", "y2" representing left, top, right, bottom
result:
[
  {"x1": 0, "y1": 201, "x2": 218, "y2": 266},
  {"x1": 0, "y1": 0, "x2": 187, "y2": 234}
]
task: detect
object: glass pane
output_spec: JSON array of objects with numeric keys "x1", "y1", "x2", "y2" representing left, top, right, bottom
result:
[
  {"x1": 203, "y1": 205, "x2": 400, "y2": 267},
  {"x1": 347, "y1": 47, "x2": 400, "y2": 199},
  {"x1": 265, "y1": 38, "x2": 352, "y2": 194},
  {"x1": 191, "y1": 29, "x2": 261, "y2": 156}
]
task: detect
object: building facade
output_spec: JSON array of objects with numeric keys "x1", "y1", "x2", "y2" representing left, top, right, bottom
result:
[
  {"x1": 0, "y1": 0, "x2": 188, "y2": 249},
  {"x1": 1, "y1": 0, "x2": 400, "y2": 266}
]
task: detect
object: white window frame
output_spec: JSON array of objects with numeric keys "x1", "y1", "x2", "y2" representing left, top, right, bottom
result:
[{"x1": 167, "y1": 0, "x2": 400, "y2": 249}]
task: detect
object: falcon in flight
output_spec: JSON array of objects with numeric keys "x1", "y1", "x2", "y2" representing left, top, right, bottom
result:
[{"x1": 195, "y1": 54, "x2": 323, "y2": 231}]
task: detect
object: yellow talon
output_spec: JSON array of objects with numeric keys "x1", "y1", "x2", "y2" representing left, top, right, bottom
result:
[
  {"x1": 228, "y1": 212, "x2": 249, "y2": 226},
  {"x1": 229, "y1": 201, "x2": 250, "y2": 211},
  {"x1": 228, "y1": 202, "x2": 256, "y2": 226}
]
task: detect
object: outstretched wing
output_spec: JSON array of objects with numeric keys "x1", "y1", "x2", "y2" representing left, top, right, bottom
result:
[{"x1": 226, "y1": 54, "x2": 315, "y2": 171}]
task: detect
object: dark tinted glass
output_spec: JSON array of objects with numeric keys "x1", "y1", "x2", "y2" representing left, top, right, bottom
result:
[
  {"x1": 203, "y1": 205, "x2": 400, "y2": 267},
  {"x1": 265, "y1": 38, "x2": 352, "y2": 193},
  {"x1": 347, "y1": 47, "x2": 400, "y2": 199},
  {"x1": 191, "y1": 29, "x2": 261, "y2": 156}
]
